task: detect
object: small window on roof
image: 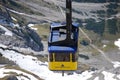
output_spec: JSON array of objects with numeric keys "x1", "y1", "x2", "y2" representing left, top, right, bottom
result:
[{"x1": 60, "y1": 29, "x2": 66, "y2": 33}]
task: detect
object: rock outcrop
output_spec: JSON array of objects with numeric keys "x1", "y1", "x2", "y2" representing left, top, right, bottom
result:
[
  {"x1": 7, "y1": 76, "x2": 18, "y2": 80},
  {"x1": 0, "y1": 5, "x2": 43, "y2": 51}
]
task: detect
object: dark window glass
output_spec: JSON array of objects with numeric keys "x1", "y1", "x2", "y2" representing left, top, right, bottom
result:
[
  {"x1": 49, "y1": 53, "x2": 53, "y2": 61},
  {"x1": 72, "y1": 53, "x2": 78, "y2": 62},
  {"x1": 55, "y1": 53, "x2": 70, "y2": 62},
  {"x1": 72, "y1": 54, "x2": 75, "y2": 62}
]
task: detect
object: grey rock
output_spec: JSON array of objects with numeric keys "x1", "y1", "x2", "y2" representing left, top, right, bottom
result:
[
  {"x1": 7, "y1": 76, "x2": 18, "y2": 80},
  {"x1": 0, "y1": 5, "x2": 43, "y2": 51},
  {"x1": 0, "y1": 52, "x2": 2, "y2": 56}
]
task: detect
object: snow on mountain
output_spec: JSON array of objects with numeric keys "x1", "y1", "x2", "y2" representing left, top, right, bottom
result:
[
  {"x1": 28, "y1": 23, "x2": 38, "y2": 31},
  {"x1": 0, "y1": 25, "x2": 13, "y2": 36},
  {"x1": 102, "y1": 71, "x2": 118, "y2": 80},
  {"x1": 0, "y1": 39, "x2": 120, "y2": 80},
  {"x1": 112, "y1": 61, "x2": 120, "y2": 68},
  {"x1": 0, "y1": 68, "x2": 38, "y2": 80},
  {"x1": 0, "y1": 8, "x2": 43, "y2": 51},
  {"x1": 0, "y1": 44, "x2": 7, "y2": 48},
  {"x1": 114, "y1": 38, "x2": 120, "y2": 50},
  {"x1": 0, "y1": 68, "x2": 8, "y2": 78},
  {"x1": 0, "y1": 1, "x2": 120, "y2": 80},
  {"x1": 5, "y1": 1, "x2": 109, "y2": 22}
]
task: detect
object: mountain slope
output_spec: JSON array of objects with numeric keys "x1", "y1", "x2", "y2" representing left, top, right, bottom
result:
[
  {"x1": 74, "y1": 0, "x2": 120, "y2": 3},
  {"x1": 0, "y1": 40, "x2": 120, "y2": 80},
  {"x1": 1, "y1": 0, "x2": 120, "y2": 38},
  {"x1": 0, "y1": 1, "x2": 120, "y2": 80},
  {"x1": 0, "y1": 5, "x2": 43, "y2": 52}
]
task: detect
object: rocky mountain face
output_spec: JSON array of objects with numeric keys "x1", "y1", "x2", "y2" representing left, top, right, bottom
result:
[
  {"x1": 74, "y1": 0, "x2": 120, "y2": 3},
  {"x1": 0, "y1": 0, "x2": 120, "y2": 51},
  {"x1": 1, "y1": 0, "x2": 119, "y2": 37},
  {"x1": 0, "y1": 5, "x2": 43, "y2": 52},
  {"x1": 0, "y1": 1, "x2": 120, "y2": 80}
]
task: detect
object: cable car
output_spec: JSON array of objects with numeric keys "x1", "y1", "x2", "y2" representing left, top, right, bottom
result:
[{"x1": 48, "y1": 0, "x2": 79, "y2": 70}]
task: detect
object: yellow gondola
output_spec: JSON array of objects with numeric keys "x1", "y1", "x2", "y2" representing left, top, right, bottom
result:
[{"x1": 48, "y1": 0, "x2": 79, "y2": 71}]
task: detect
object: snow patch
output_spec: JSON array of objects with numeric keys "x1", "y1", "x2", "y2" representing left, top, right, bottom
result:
[
  {"x1": 112, "y1": 61, "x2": 120, "y2": 68},
  {"x1": 0, "y1": 48, "x2": 94, "y2": 80},
  {"x1": 11, "y1": 23, "x2": 19, "y2": 27},
  {"x1": 102, "y1": 71, "x2": 116, "y2": 80},
  {"x1": 0, "y1": 65, "x2": 5, "y2": 67},
  {"x1": 0, "y1": 68, "x2": 9, "y2": 78},
  {"x1": 7, "y1": 8, "x2": 25, "y2": 15},
  {"x1": 0, "y1": 68, "x2": 38, "y2": 80},
  {"x1": 103, "y1": 45, "x2": 107, "y2": 48},
  {"x1": 0, "y1": 25, "x2": 13, "y2": 36},
  {"x1": 114, "y1": 39, "x2": 120, "y2": 50},
  {"x1": 94, "y1": 77, "x2": 99, "y2": 80},
  {"x1": 0, "y1": 44, "x2": 7, "y2": 48},
  {"x1": 46, "y1": 71, "x2": 94, "y2": 80},
  {"x1": 17, "y1": 76, "x2": 29, "y2": 80},
  {"x1": 0, "y1": 42, "x2": 120, "y2": 80},
  {"x1": 116, "y1": 13, "x2": 120, "y2": 18},
  {"x1": 11, "y1": 17, "x2": 17, "y2": 21},
  {"x1": 28, "y1": 24, "x2": 37, "y2": 30},
  {"x1": 28, "y1": 24, "x2": 35, "y2": 27},
  {"x1": 117, "y1": 75, "x2": 120, "y2": 79}
]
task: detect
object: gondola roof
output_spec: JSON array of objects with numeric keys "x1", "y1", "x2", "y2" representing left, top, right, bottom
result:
[{"x1": 50, "y1": 22, "x2": 79, "y2": 28}]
